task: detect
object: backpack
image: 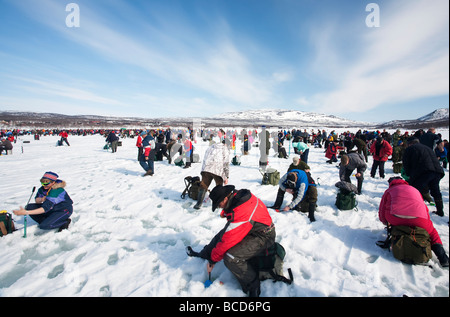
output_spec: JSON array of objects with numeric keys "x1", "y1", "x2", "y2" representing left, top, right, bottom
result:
[
  {"x1": 0, "y1": 211, "x2": 16, "y2": 237},
  {"x1": 174, "y1": 156, "x2": 184, "y2": 167},
  {"x1": 249, "y1": 242, "x2": 293, "y2": 284},
  {"x1": 335, "y1": 189, "x2": 358, "y2": 211},
  {"x1": 334, "y1": 181, "x2": 358, "y2": 211},
  {"x1": 232, "y1": 155, "x2": 241, "y2": 166},
  {"x1": 261, "y1": 168, "x2": 280, "y2": 186},
  {"x1": 181, "y1": 176, "x2": 201, "y2": 200},
  {"x1": 393, "y1": 162, "x2": 403, "y2": 173},
  {"x1": 390, "y1": 226, "x2": 432, "y2": 265}
]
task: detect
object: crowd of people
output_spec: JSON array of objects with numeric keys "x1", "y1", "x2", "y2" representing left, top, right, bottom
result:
[{"x1": 4, "y1": 124, "x2": 449, "y2": 296}]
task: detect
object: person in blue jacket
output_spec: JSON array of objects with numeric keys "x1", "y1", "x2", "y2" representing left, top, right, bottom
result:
[
  {"x1": 269, "y1": 169, "x2": 317, "y2": 222},
  {"x1": 139, "y1": 130, "x2": 156, "y2": 176},
  {"x1": 13, "y1": 171, "x2": 73, "y2": 231}
]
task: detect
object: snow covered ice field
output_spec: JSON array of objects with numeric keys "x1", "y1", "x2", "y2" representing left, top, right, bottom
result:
[{"x1": 0, "y1": 130, "x2": 448, "y2": 297}]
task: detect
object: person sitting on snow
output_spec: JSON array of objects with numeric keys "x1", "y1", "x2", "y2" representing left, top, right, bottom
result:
[
  {"x1": 187, "y1": 184, "x2": 275, "y2": 297},
  {"x1": 13, "y1": 171, "x2": 73, "y2": 232}
]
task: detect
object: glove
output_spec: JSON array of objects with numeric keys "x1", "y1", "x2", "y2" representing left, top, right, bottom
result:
[{"x1": 431, "y1": 244, "x2": 449, "y2": 267}]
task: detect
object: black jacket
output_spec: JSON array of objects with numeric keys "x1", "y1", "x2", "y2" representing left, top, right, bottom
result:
[{"x1": 403, "y1": 143, "x2": 444, "y2": 184}]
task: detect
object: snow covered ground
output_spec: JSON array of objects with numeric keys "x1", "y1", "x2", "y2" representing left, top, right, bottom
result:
[{"x1": 0, "y1": 129, "x2": 448, "y2": 297}]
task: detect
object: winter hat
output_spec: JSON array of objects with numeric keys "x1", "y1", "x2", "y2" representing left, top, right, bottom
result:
[
  {"x1": 285, "y1": 173, "x2": 297, "y2": 189},
  {"x1": 209, "y1": 185, "x2": 235, "y2": 211},
  {"x1": 141, "y1": 131, "x2": 148, "y2": 136},
  {"x1": 292, "y1": 156, "x2": 300, "y2": 165},
  {"x1": 41, "y1": 171, "x2": 58, "y2": 182},
  {"x1": 407, "y1": 136, "x2": 419, "y2": 145}
]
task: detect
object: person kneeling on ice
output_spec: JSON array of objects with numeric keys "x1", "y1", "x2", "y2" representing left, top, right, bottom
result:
[
  {"x1": 187, "y1": 184, "x2": 275, "y2": 297},
  {"x1": 269, "y1": 169, "x2": 317, "y2": 222},
  {"x1": 378, "y1": 177, "x2": 448, "y2": 267},
  {"x1": 13, "y1": 172, "x2": 73, "y2": 232}
]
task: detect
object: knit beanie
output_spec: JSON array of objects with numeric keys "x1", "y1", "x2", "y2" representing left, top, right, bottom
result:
[{"x1": 42, "y1": 171, "x2": 58, "y2": 181}]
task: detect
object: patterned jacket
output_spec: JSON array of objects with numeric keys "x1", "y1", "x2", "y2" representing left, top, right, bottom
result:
[
  {"x1": 35, "y1": 180, "x2": 73, "y2": 214},
  {"x1": 201, "y1": 143, "x2": 230, "y2": 181}
]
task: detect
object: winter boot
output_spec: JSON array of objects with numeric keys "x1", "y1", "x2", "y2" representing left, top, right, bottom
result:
[
  {"x1": 58, "y1": 219, "x2": 71, "y2": 232},
  {"x1": 246, "y1": 277, "x2": 261, "y2": 297},
  {"x1": 434, "y1": 199, "x2": 444, "y2": 217},
  {"x1": 268, "y1": 188, "x2": 285, "y2": 210},
  {"x1": 357, "y1": 178, "x2": 363, "y2": 195},
  {"x1": 422, "y1": 192, "x2": 434, "y2": 205},
  {"x1": 308, "y1": 202, "x2": 316, "y2": 222},
  {"x1": 143, "y1": 169, "x2": 153, "y2": 177},
  {"x1": 194, "y1": 188, "x2": 207, "y2": 210},
  {"x1": 431, "y1": 244, "x2": 449, "y2": 267}
]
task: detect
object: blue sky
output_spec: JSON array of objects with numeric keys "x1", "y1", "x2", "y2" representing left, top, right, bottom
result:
[{"x1": 0, "y1": 0, "x2": 448, "y2": 123}]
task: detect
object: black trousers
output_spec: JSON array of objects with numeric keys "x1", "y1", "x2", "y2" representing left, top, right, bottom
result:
[{"x1": 371, "y1": 160, "x2": 386, "y2": 178}]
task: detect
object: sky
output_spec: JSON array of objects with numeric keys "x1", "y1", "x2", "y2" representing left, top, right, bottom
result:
[{"x1": 0, "y1": 0, "x2": 448, "y2": 123}]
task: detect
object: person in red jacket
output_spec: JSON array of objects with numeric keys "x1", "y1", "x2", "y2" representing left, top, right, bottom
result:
[
  {"x1": 58, "y1": 130, "x2": 70, "y2": 146},
  {"x1": 370, "y1": 136, "x2": 392, "y2": 178},
  {"x1": 325, "y1": 140, "x2": 338, "y2": 163},
  {"x1": 378, "y1": 177, "x2": 448, "y2": 267},
  {"x1": 135, "y1": 132, "x2": 143, "y2": 161},
  {"x1": 187, "y1": 184, "x2": 275, "y2": 297}
]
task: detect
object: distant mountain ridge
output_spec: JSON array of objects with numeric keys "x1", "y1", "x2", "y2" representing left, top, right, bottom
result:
[
  {"x1": 0, "y1": 108, "x2": 448, "y2": 129},
  {"x1": 377, "y1": 108, "x2": 448, "y2": 129}
]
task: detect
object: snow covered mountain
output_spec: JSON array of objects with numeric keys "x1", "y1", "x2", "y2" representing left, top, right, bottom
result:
[
  {"x1": 377, "y1": 108, "x2": 449, "y2": 129},
  {"x1": 208, "y1": 109, "x2": 371, "y2": 128},
  {"x1": 0, "y1": 108, "x2": 447, "y2": 129},
  {"x1": 417, "y1": 108, "x2": 449, "y2": 121}
]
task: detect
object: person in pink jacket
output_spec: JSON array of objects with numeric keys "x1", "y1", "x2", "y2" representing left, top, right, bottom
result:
[
  {"x1": 378, "y1": 177, "x2": 448, "y2": 267},
  {"x1": 370, "y1": 136, "x2": 392, "y2": 178}
]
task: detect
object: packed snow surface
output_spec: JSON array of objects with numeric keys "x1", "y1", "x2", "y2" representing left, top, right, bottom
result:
[{"x1": 0, "y1": 129, "x2": 448, "y2": 297}]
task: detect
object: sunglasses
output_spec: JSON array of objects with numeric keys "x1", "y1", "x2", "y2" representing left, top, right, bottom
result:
[
  {"x1": 40, "y1": 180, "x2": 54, "y2": 186},
  {"x1": 285, "y1": 179, "x2": 296, "y2": 189}
]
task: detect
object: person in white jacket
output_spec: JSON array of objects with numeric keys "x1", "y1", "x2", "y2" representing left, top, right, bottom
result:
[{"x1": 194, "y1": 141, "x2": 230, "y2": 209}]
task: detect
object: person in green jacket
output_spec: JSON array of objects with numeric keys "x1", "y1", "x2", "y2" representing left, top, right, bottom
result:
[{"x1": 292, "y1": 141, "x2": 310, "y2": 164}]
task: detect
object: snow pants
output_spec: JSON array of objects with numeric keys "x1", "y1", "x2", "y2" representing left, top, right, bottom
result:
[
  {"x1": 139, "y1": 149, "x2": 155, "y2": 173},
  {"x1": 223, "y1": 226, "x2": 276, "y2": 295},
  {"x1": 26, "y1": 203, "x2": 72, "y2": 230},
  {"x1": 199, "y1": 171, "x2": 224, "y2": 190},
  {"x1": 342, "y1": 168, "x2": 364, "y2": 194},
  {"x1": 409, "y1": 171, "x2": 444, "y2": 215},
  {"x1": 371, "y1": 160, "x2": 386, "y2": 178}
]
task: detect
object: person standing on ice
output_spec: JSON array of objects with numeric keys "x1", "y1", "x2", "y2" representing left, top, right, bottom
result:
[
  {"x1": 106, "y1": 130, "x2": 119, "y2": 153},
  {"x1": 58, "y1": 130, "x2": 70, "y2": 146},
  {"x1": 135, "y1": 130, "x2": 143, "y2": 161},
  {"x1": 193, "y1": 140, "x2": 230, "y2": 209},
  {"x1": 339, "y1": 151, "x2": 367, "y2": 195},
  {"x1": 139, "y1": 130, "x2": 156, "y2": 176},
  {"x1": 13, "y1": 172, "x2": 73, "y2": 232},
  {"x1": 378, "y1": 177, "x2": 448, "y2": 267},
  {"x1": 369, "y1": 136, "x2": 392, "y2": 179},
  {"x1": 183, "y1": 132, "x2": 194, "y2": 169},
  {"x1": 292, "y1": 140, "x2": 310, "y2": 164},
  {"x1": 402, "y1": 137, "x2": 445, "y2": 217},
  {"x1": 187, "y1": 184, "x2": 275, "y2": 297}
]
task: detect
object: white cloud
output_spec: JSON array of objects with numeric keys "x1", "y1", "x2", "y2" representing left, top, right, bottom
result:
[
  {"x1": 9, "y1": 0, "x2": 275, "y2": 111},
  {"x1": 310, "y1": 0, "x2": 449, "y2": 114}
]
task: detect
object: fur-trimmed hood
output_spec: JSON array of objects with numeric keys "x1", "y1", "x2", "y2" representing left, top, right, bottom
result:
[{"x1": 50, "y1": 180, "x2": 66, "y2": 189}]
